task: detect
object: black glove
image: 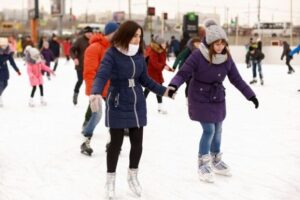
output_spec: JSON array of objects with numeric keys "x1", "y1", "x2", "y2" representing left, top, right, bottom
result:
[
  {"x1": 249, "y1": 96, "x2": 259, "y2": 109},
  {"x1": 167, "y1": 84, "x2": 178, "y2": 98}
]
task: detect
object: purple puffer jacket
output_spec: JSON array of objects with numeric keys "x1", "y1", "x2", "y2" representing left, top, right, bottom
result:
[{"x1": 170, "y1": 49, "x2": 255, "y2": 123}]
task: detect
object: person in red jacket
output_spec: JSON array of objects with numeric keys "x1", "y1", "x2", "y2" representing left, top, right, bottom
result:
[
  {"x1": 80, "y1": 22, "x2": 119, "y2": 156},
  {"x1": 144, "y1": 35, "x2": 171, "y2": 114},
  {"x1": 62, "y1": 37, "x2": 72, "y2": 61}
]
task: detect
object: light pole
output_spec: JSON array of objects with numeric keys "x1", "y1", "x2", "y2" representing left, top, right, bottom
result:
[
  {"x1": 290, "y1": 0, "x2": 293, "y2": 45},
  {"x1": 128, "y1": 0, "x2": 132, "y2": 20},
  {"x1": 257, "y1": 0, "x2": 261, "y2": 37}
]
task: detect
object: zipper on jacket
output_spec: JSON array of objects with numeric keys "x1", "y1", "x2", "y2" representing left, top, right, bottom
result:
[
  {"x1": 129, "y1": 57, "x2": 140, "y2": 128},
  {"x1": 106, "y1": 92, "x2": 112, "y2": 127}
]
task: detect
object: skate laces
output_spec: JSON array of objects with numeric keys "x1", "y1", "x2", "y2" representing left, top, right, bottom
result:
[
  {"x1": 199, "y1": 164, "x2": 213, "y2": 174},
  {"x1": 128, "y1": 170, "x2": 140, "y2": 185},
  {"x1": 213, "y1": 160, "x2": 229, "y2": 170},
  {"x1": 84, "y1": 139, "x2": 91, "y2": 148},
  {"x1": 106, "y1": 174, "x2": 115, "y2": 192},
  {"x1": 128, "y1": 169, "x2": 141, "y2": 195}
]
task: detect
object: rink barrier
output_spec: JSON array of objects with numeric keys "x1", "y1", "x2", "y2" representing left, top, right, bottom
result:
[{"x1": 229, "y1": 46, "x2": 300, "y2": 65}]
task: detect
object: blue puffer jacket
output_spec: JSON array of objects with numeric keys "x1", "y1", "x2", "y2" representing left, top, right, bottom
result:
[
  {"x1": 92, "y1": 47, "x2": 167, "y2": 129},
  {"x1": 0, "y1": 49, "x2": 20, "y2": 81}
]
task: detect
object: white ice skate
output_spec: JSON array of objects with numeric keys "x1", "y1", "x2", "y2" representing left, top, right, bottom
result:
[
  {"x1": 0, "y1": 96, "x2": 3, "y2": 107},
  {"x1": 29, "y1": 98, "x2": 35, "y2": 107},
  {"x1": 211, "y1": 153, "x2": 231, "y2": 176},
  {"x1": 260, "y1": 78, "x2": 264, "y2": 86},
  {"x1": 40, "y1": 97, "x2": 47, "y2": 106},
  {"x1": 127, "y1": 168, "x2": 142, "y2": 197},
  {"x1": 105, "y1": 173, "x2": 116, "y2": 200},
  {"x1": 198, "y1": 155, "x2": 214, "y2": 183},
  {"x1": 158, "y1": 103, "x2": 167, "y2": 114}
]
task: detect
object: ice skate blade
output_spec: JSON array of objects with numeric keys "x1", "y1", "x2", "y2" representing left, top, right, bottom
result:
[
  {"x1": 158, "y1": 110, "x2": 167, "y2": 115},
  {"x1": 81, "y1": 150, "x2": 93, "y2": 156},
  {"x1": 198, "y1": 175, "x2": 214, "y2": 183},
  {"x1": 128, "y1": 185, "x2": 142, "y2": 197},
  {"x1": 213, "y1": 171, "x2": 232, "y2": 177}
]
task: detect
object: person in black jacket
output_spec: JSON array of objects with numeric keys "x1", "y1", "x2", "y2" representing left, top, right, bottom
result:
[
  {"x1": 49, "y1": 34, "x2": 60, "y2": 71},
  {"x1": 246, "y1": 45, "x2": 265, "y2": 85},
  {"x1": 70, "y1": 26, "x2": 93, "y2": 105},
  {"x1": 280, "y1": 40, "x2": 295, "y2": 74}
]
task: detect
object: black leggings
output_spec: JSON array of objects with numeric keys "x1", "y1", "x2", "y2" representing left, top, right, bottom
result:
[
  {"x1": 31, "y1": 85, "x2": 44, "y2": 98},
  {"x1": 144, "y1": 88, "x2": 162, "y2": 103},
  {"x1": 107, "y1": 127, "x2": 143, "y2": 173}
]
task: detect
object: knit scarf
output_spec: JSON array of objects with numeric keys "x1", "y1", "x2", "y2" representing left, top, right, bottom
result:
[{"x1": 199, "y1": 43, "x2": 228, "y2": 65}]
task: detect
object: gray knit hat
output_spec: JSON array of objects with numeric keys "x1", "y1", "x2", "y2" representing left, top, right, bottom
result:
[
  {"x1": 204, "y1": 19, "x2": 228, "y2": 45},
  {"x1": 153, "y1": 35, "x2": 165, "y2": 44}
]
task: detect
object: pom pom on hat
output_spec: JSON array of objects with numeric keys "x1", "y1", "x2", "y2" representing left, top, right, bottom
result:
[
  {"x1": 203, "y1": 19, "x2": 228, "y2": 45},
  {"x1": 204, "y1": 19, "x2": 218, "y2": 28}
]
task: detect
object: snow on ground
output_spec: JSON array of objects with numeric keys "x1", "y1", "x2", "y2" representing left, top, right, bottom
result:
[{"x1": 0, "y1": 57, "x2": 300, "y2": 200}]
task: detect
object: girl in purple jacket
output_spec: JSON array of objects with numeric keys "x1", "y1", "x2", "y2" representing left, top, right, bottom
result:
[
  {"x1": 40, "y1": 41, "x2": 55, "y2": 80},
  {"x1": 167, "y1": 20, "x2": 259, "y2": 183}
]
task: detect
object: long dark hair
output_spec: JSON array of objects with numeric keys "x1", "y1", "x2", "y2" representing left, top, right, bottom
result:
[
  {"x1": 111, "y1": 20, "x2": 144, "y2": 54},
  {"x1": 208, "y1": 39, "x2": 230, "y2": 63}
]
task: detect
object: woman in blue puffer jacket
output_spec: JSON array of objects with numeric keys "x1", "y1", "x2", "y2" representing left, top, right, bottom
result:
[{"x1": 90, "y1": 20, "x2": 173, "y2": 199}]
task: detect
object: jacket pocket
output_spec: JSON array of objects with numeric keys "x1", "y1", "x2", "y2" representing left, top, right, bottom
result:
[
  {"x1": 209, "y1": 84, "x2": 226, "y2": 103},
  {"x1": 192, "y1": 86, "x2": 211, "y2": 103},
  {"x1": 192, "y1": 84, "x2": 226, "y2": 103}
]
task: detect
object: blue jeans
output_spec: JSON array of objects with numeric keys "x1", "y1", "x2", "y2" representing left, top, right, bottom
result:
[
  {"x1": 199, "y1": 122, "x2": 223, "y2": 156},
  {"x1": 0, "y1": 80, "x2": 8, "y2": 96},
  {"x1": 252, "y1": 60, "x2": 263, "y2": 79},
  {"x1": 82, "y1": 105, "x2": 102, "y2": 138}
]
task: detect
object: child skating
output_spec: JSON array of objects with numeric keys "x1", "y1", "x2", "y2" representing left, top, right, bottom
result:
[
  {"x1": 167, "y1": 19, "x2": 259, "y2": 183},
  {"x1": 24, "y1": 46, "x2": 55, "y2": 107}
]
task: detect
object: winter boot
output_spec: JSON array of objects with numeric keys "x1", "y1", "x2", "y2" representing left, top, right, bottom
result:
[
  {"x1": 73, "y1": 92, "x2": 78, "y2": 105},
  {"x1": 0, "y1": 96, "x2": 3, "y2": 107},
  {"x1": 249, "y1": 78, "x2": 257, "y2": 84},
  {"x1": 211, "y1": 152, "x2": 231, "y2": 176},
  {"x1": 29, "y1": 98, "x2": 35, "y2": 107},
  {"x1": 158, "y1": 103, "x2": 167, "y2": 114},
  {"x1": 105, "y1": 173, "x2": 116, "y2": 200},
  {"x1": 198, "y1": 154, "x2": 214, "y2": 183},
  {"x1": 260, "y1": 78, "x2": 264, "y2": 86},
  {"x1": 80, "y1": 137, "x2": 93, "y2": 156},
  {"x1": 127, "y1": 168, "x2": 142, "y2": 197},
  {"x1": 40, "y1": 97, "x2": 47, "y2": 106}
]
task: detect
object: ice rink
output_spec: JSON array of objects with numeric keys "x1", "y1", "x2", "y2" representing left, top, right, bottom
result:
[{"x1": 0, "y1": 57, "x2": 300, "y2": 200}]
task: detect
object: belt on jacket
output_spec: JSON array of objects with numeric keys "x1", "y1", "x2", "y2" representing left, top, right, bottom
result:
[{"x1": 110, "y1": 79, "x2": 138, "y2": 88}]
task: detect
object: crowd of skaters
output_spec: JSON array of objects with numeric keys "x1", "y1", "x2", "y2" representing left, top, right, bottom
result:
[{"x1": 0, "y1": 18, "x2": 300, "y2": 200}]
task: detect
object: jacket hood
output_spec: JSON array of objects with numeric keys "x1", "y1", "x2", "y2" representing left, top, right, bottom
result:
[
  {"x1": 150, "y1": 42, "x2": 164, "y2": 53},
  {"x1": 89, "y1": 33, "x2": 109, "y2": 47}
]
